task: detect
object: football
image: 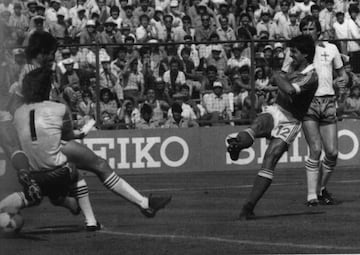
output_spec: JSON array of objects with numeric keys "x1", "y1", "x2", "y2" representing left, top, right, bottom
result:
[{"x1": 0, "y1": 208, "x2": 24, "y2": 233}]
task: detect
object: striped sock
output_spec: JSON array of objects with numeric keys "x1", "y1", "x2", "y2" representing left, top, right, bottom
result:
[
  {"x1": 103, "y1": 172, "x2": 148, "y2": 209},
  {"x1": 320, "y1": 156, "x2": 336, "y2": 191},
  {"x1": 305, "y1": 158, "x2": 320, "y2": 201},
  {"x1": 258, "y1": 168, "x2": 274, "y2": 180},
  {"x1": 71, "y1": 179, "x2": 97, "y2": 226}
]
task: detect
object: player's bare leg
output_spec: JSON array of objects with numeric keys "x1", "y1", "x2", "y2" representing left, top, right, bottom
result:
[
  {"x1": 227, "y1": 113, "x2": 274, "y2": 160},
  {"x1": 239, "y1": 138, "x2": 288, "y2": 220},
  {"x1": 61, "y1": 141, "x2": 171, "y2": 217},
  {"x1": 319, "y1": 123, "x2": 338, "y2": 204},
  {"x1": 302, "y1": 120, "x2": 322, "y2": 206}
]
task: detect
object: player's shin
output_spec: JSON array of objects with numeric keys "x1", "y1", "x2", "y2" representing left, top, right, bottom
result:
[
  {"x1": 0, "y1": 192, "x2": 30, "y2": 211},
  {"x1": 247, "y1": 169, "x2": 274, "y2": 206},
  {"x1": 71, "y1": 179, "x2": 97, "y2": 227},
  {"x1": 320, "y1": 155, "x2": 336, "y2": 191},
  {"x1": 305, "y1": 158, "x2": 320, "y2": 201},
  {"x1": 103, "y1": 172, "x2": 149, "y2": 209}
]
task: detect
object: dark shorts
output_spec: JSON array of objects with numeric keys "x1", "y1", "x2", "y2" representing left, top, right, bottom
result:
[
  {"x1": 28, "y1": 164, "x2": 78, "y2": 201},
  {"x1": 303, "y1": 96, "x2": 337, "y2": 125}
]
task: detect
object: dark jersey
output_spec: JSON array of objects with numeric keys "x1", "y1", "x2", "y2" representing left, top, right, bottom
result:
[{"x1": 276, "y1": 64, "x2": 318, "y2": 121}]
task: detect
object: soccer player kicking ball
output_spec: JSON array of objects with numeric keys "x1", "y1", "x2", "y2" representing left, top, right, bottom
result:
[{"x1": 227, "y1": 35, "x2": 318, "y2": 220}]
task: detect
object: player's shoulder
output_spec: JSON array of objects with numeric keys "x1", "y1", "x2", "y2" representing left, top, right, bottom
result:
[{"x1": 323, "y1": 42, "x2": 340, "y2": 53}]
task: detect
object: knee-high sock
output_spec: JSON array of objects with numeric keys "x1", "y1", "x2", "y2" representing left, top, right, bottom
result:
[
  {"x1": 71, "y1": 179, "x2": 97, "y2": 226},
  {"x1": 246, "y1": 168, "x2": 273, "y2": 209},
  {"x1": 320, "y1": 156, "x2": 336, "y2": 192},
  {"x1": 0, "y1": 192, "x2": 29, "y2": 211},
  {"x1": 103, "y1": 172, "x2": 148, "y2": 209},
  {"x1": 305, "y1": 158, "x2": 320, "y2": 201}
]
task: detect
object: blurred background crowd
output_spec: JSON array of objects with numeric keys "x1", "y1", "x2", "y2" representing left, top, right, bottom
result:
[{"x1": 1, "y1": 0, "x2": 360, "y2": 129}]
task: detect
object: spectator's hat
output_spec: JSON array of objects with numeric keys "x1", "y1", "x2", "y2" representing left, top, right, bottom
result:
[
  {"x1": 148, "y1": 39, "x2": 159, "y2": 43},
  {"x1": 77, "y1": 5, "x2": 86, "y2": 13},
  {"x1": 57, "y1": 9, "x2": 67, "y2": 17},
  {"x1": 14, "y1": 3, "x2": 22, "y2": 9},
  {"x1": 264, "y1": 44, "x2": 273, "y2": 51},
  {"x1": 289, "y1": 8, "x2": 298, "y2": 16},
  {"x1": 124, "y1": 4, "x2": 133, "y2": 10},
  {"x1": 232, "y1": 43, "x2": 241, "y2": 50},
  {"x1": 336, "y1": 11, "x2": 344, "y2": 17},
  {"x1": 33, "y1": 15, "x2": 45, "y2": 21},
  {"x1": 13, "y1": 48, "x2": 24, "y2": 55},
  {"x1": 100, "y1": 52, "x2": 111, "y2": 62},
  {"x1": 121, "y1": 23, "x2": 131, "y2": 30},
  {"x1": 36, "y1": 2, "x2": 46, "y2": 10},
  {"x1": 155, "y1": 77, "x2": 164, "y2": 83},
  {"x1": 173, "y1": 92, "x2": 185, "y2": 99},
  {"x1": 63, "y1": 58, "x2": 74, "y2": 65},
  {"x1": 170, "y1": 0, "x2": 179, "y2": 7},
  {"x1": 274, "y1": 42, "x2": 283, "y2": 50},
  {"x1": 211, "y1": 44, "x2": 222, "y2": 52},
  {"x1": 86, "y1": 19, "x2": 96, "y2": 26},
  {"x1": 213, "y1": 81, "x2": 223, "y2": 88},
  {"x1": 27, "y1": 0, "x2": 37, "y2": 7},
  {"x1": 51, "y1": 0, "x2": 61, "y2": 4},
  {"x1": 155, "y1": 6, "x2": 163, "y2": 12},
  {"x1": 105, "y1": 17, "x2": 117, "y2": 26},
  {"x1": 219, "y1": 1, "x2": 229, "y2": 8},
  {"x1": 61, "y1": 48, "x2": 71, "y2": 55},
  {"x1": 184, "y1": 34, "x2": 193, "y2": 41},
  {"x1": 197, "y1": 2, "x2": 207, "y2": 8},
  {"x1": 261, "y1": 7, "x2": 271, "y2": 15}
]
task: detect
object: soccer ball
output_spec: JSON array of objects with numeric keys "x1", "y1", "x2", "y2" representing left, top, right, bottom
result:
[{"x1": 0, "y1": 208, "x2": 24, "y2": 233}]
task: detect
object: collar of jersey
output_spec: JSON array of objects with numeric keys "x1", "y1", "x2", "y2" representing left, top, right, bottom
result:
[{"x1": 300, "y1": 64, "x2": 315, "y2": 74}]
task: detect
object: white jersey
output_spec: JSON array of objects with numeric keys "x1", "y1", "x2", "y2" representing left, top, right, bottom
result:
[
  {"x1": 14, "y1": 101, "x2": 68, "y2": 170},
  {"x1": 282, "y1": 42, "x2": 343, "y2": 96}
]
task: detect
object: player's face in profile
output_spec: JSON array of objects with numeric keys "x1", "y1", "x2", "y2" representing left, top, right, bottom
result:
[
  {"x1": 301, "y1": 22, "x2": 318, "y2": 41},
  {"x1": 290, "y1": 47, "x2": 306, "y2": 67},
  {"x1": 40, "y1": 49, "x2": 56, "y2": 68}
]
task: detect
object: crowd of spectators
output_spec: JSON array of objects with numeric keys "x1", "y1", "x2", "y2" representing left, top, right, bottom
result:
[{"x1": 1, "y1": 0, "x2": 360, "y2": 129}]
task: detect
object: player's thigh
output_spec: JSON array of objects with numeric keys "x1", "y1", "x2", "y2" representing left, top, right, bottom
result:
[
  {"x1": 302, "y1": 120, "x2": 322, "y2": 158},
  {"x1": 262, "y1": 138, "x2": 288, "y2": 170},
  {"x1": 61, "y1": 140, "x2": 100, "y2": 168},
  {"x1": 0, "y1": 117, "x2": 21, "y2": 158},
  {"x1": 251, "y1": 113, "x2": 274, "y2": 138},
  {"x1": 320, "y1": 123, "x2": 338, "y2": 157}
]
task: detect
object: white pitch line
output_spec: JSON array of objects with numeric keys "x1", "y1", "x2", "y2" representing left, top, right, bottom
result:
[{"x1": 99, "y1": 230, "x2": 360, "y2": 251}]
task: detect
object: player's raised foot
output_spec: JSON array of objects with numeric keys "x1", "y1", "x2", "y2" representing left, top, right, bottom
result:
[
  {"x1": 238, "y1": 202, "x2": 255, "y2": 221},
  {"x1": 319, "y1": 189, "x2": 338, "y2": 205},
  {"x1": 227, "y1": 138, "x2": 242, "y2": 161},
  {"x1": 305, "y1": 198, "x2": 319, "y2": 207},
  {"x1": 86, "y1": 222, "x2": 102, "y2": 232},
  {"x1": 141, "y1": 195, "x2": 172, "y2": 218}
]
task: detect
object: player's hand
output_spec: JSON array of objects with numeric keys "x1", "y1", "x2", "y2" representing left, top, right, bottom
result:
[{"x1": 18, "y1": 169, "x2": 42, "y2": 205}]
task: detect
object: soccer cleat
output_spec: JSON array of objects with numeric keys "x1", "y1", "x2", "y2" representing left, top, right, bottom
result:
[
  {"x1": 306, "y1": 199, "x2": 319, "y2": 207},
  {"x1": 141, "y1": 195, "x2": 172, "y2": 218},
  {"x1": 86, "y1": 221, "x2": 102, "y2": 232},
  {"x1": 238, "y1": 202, "x2": 255, "y2": 221},
  {"x1": 318, "y1": 189, "x2": 337, "y2": 205},
  {"x1": 227, "y1": 138, "x2": 242, "y2": 161}
]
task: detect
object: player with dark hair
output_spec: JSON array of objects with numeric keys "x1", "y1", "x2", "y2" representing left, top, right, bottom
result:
[
  {"x1": 283, "y1": 15, "x2": 348, "y2": 206},
  {"x1": 227, "y1": 35, "x2": 318, "y2": 220}
]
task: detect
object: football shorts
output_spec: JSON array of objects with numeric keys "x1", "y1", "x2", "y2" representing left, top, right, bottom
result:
[
  {"x1": 263, "y1": 105, "x2": 302, "y2": 144},
  {"x1": 28, "y1": 164, "x2": 78, "y2": 201},
  {"x1": 303, "y1": 96, "x2": 337, "y2": 124}
]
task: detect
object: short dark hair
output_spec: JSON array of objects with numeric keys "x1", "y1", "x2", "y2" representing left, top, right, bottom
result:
[
  {"x1": 288, "y1": 34, "x2": 315, "y2": 63},
  {"x1": 299, "y1": 15, "x2": 322, "y2": 35},
  {"x1": 311, "y1": 4, "x2": 320, "y2": 12},
  {"x1": 25, "y1": 31, "x2": 58, "y2": 61},
  {"x1": 206, "y1": 65, "x2": 218, "y2": 74},
  {"x1": 22, "y1": 68, "x2": 53, "y2": 103},
  {"x1": 110, "y1": 6, "x2": 120, "y2": 13}
]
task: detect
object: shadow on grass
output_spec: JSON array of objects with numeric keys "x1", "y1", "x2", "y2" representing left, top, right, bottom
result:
[
  {"x1": 22, "y1": 224, "x2": 85, "y2": 235},
  {"x1": 251, "y1": 211, "x2": 326, "y2": 220}
]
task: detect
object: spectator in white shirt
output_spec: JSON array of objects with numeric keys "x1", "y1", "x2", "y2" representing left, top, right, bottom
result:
[{"x1": 319, "y1": 0, "x2": 336, "y2": 38}]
